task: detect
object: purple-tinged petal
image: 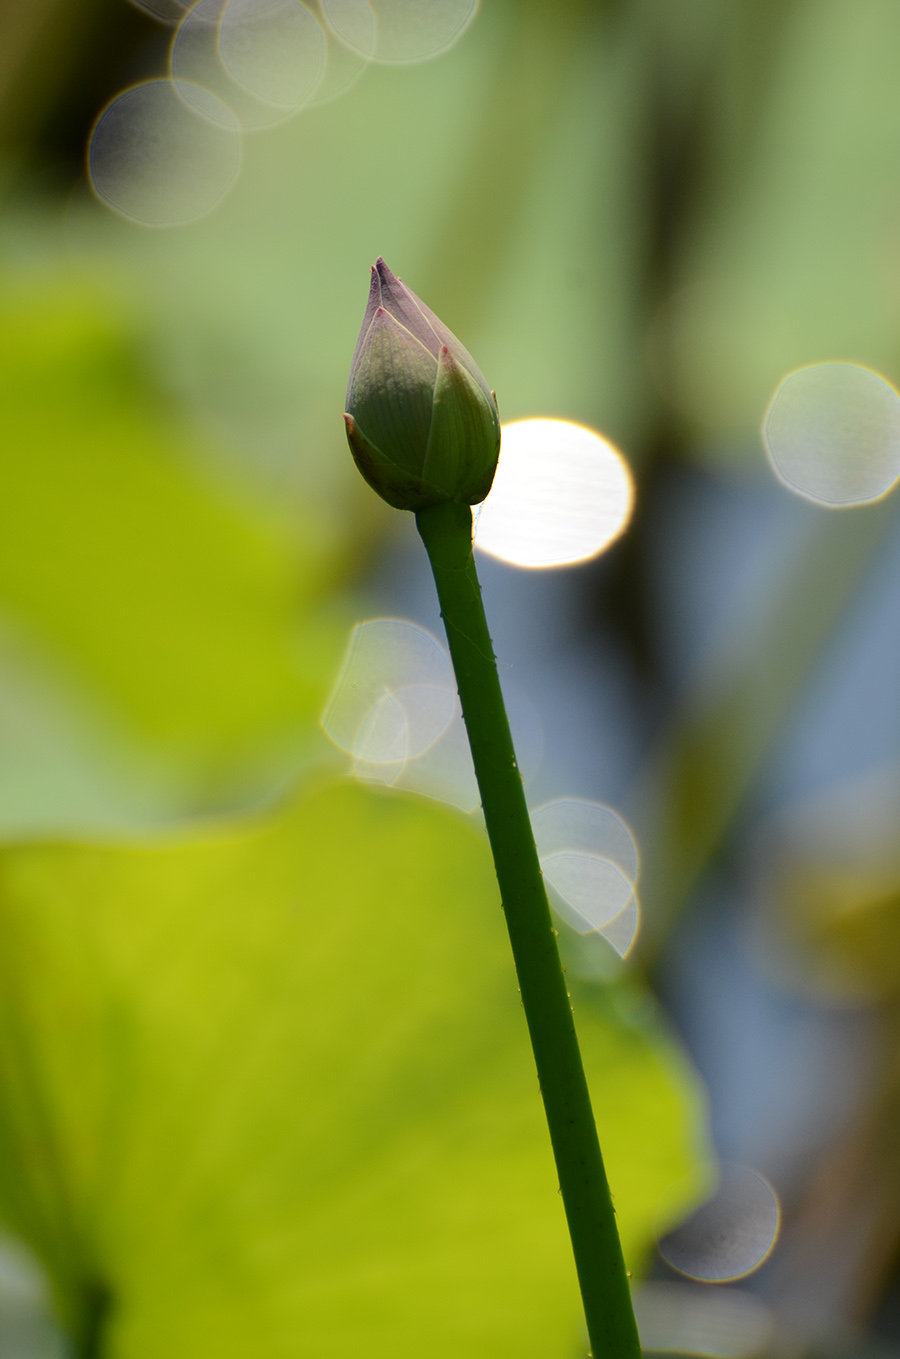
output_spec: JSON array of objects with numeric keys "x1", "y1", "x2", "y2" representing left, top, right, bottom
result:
[
  {"x1": 346, "y1": 307, "x2": 437, "y2": 470},
  {"x1": 346, "y1": 264, "x2": 384, "y2": 401},
  {"x1": 372, "y1": 259, "x2": 444, "y2": 360}
]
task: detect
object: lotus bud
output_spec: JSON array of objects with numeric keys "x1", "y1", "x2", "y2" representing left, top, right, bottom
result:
[{"x1": 344, "y1": 258, "x2": 500, "y2": 512}]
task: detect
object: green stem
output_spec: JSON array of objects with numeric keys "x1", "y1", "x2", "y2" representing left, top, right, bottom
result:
[
  {"x1": 74, "y1": 1279, "x2": 112, "y2": 1359},
  {"x1": 415, "y1": 500, "x2": 641, "y2": 1359}
]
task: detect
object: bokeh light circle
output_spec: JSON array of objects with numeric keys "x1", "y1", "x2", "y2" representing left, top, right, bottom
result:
[
  {"x1": 763, "y1": 362, "x2": 900, "y2": 506},
  {"x1": 658, "y1": 1163, "x2": 781, "y2": 1283},
  {"x1": 321, "y1": 0, "x2": 478, "y2": 64},
  {"x1": 321, "y1": 618, "x2": 543, "y2": 812},
  {"x1": 531, "y1": 798, "x2": 641, "y2": 954},
  {"x1": 474, "y1": 418, "x2": 634, "y2": 569},
  {"x1": 126, "y1": 0, "x2": 191, "y2": 21},
  {"x1": 171, "y1": 0, "x2": 326, "y2": 132},
  {"x1": 218, "y1": 0, "x2": 327, "y2": 111},
  {"x1": 532, "y1": 798, "x2": 639, "y2": 884},
  {"x1": 308, "y1": 27, "x2": 370, "y2": 107},
  {"x1": 635, "y1": 1282, "x2": 776, "y2": 1359},
  {"x1": 321, "y1": 619, "x2": 456, "y2": 766},
  {"x1": 87, "y1": 79, "x2": 242, "y2": 226},
  {"x1": 540, "y1": 852, "x2": 634, "y2": 935}
]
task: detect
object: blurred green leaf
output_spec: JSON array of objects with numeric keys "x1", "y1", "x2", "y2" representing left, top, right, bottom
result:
[
  {"x1": 0, "y1": 779, "x2": 707, "y2": 1357},
  {"x1": 0, "y1": 274, "x2": 345, "y2": 812},
  {"x1": 661, "y1": 0, "x2": 900, "y2": 456}
]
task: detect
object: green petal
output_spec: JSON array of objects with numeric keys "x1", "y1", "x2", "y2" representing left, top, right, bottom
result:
[
  {"x1": 347, "y1": 310, "x2": 436, "y2": 476},
  {"x1": 344, "y1": 413, "x2": 434, "y2": 512},
  {"x1": 423, "y1": 346, "x2": 500, "y2": 503}
]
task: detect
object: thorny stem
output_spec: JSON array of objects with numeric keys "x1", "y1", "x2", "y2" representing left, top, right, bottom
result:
[{"x1": 415, "y1": 500, "x2": 641, "y2": 1359}]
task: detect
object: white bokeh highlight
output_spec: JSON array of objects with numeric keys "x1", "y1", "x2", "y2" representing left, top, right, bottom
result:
[
  {"x1": 97, "y1": 1, "x2": 482, "y2": 224},
  {"x1": 87, "y1": 80, "x2": 242, "y2": 226},
  {"x1": 127, "y1": 0, "x2": 191, "y2": 22},
  {"x1": 658, "y1": 1163, "x2": 781, "y2": 1283},
  {"x1": 171, "y1": 0, "x2": 326, "y2": 131},
  {"x1": 308, "y1": 25, "x2": 370, "y2": 106},
  {"x1": 322, "y1": 619, "x2": 456, "y2": 766},
  {"x1": 321, "y1": 619, "x2": 479, "y2": 808},
  {"x1": 763, "y1": 362, "x2": 900, "y2": 506},
  {"x1": 635, "y1": 1282, "x2": 775, "y2": 1359},
  {"x1": 219, "y1": 0, "x2": 326, "y2": 109},
  {"x1": 474, "y1": 418, "x2": 635, "y2": 569},
  {"x1": 531, "y1": 798, "x2": 641, "y2": 955},
  {"x1": 321, "y1": 618, "x2": 545, "y2": 811},
  {"x1": 321, "y1": 0, "x2": 478, "y2": 63}
]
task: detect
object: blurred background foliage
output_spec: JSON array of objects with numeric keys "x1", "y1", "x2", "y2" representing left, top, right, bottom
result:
[{"x1": 1, "y1": 0, "x2": 900, "y2": 1355}]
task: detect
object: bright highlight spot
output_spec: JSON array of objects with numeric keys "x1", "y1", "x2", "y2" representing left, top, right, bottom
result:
[
  {"x1": 319, "y1": 0, "x2": 375, "y2": 59},
  {"x1": 321, "y1": 0, "x2": 479, "y2": 63},
  {"x1": 309, "y1": 25, "x2": 370, "y2": 106},
  {"x1": 219, "y1": 0, "x2": 327, "y2": 110},
  {"x1": 321, "y1": 619, "x2": 478, "y2": 808},
  {"x1": 658, "y1": 1164, "x2": 781, "y2": 1283},
  {"x1": 96, "y1": 1, "x2": 482, "y2": 222},
  {"x1": 474, "y1": 418, "x2": 634, "y2": 569},
  {"x1": 322, "y1": 619, "x2": 456, "y2": 767},
  {"x1": 635, "y1": 1283, "x2": 775, "y2": 1358},
  {"x1": 127, "y1": 0, "x2": 190, "y2": 21},
  {"x1": 87, "y1": 80, "x2": 242, "y2": 226},
  {"x1": 763, "y1": 362, "x2": 900, "y2": 506},
  {"x1": 531, "y1": 798, "x2": 641, "y2": 955},
  {"x1": 541, "y1": 852, "x2": 633, "y2": 930},
  {"x1": 321, "y1": 618, "x2": 542, "y2": 812},
  {"x1": 171, "y1": 0, "x2": 326, "y2": 132}
]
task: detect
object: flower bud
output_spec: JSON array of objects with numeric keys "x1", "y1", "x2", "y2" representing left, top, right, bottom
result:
[{"x1": 344, "y1": 258, "x2": 500, "y2": 512}]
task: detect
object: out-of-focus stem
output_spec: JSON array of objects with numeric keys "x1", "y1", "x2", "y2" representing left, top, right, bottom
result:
[{"x1": 74, "y1": 1279, "x2": 112, "y2": 1359}]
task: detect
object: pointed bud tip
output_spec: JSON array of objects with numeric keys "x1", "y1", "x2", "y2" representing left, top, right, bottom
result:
[
  {"x1": 345, "y1": 259, "x2": 499, "y2": 512},
  {"x1": 374, "y1": 257, "x2": 403, "y2": 287}
]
